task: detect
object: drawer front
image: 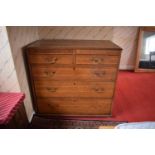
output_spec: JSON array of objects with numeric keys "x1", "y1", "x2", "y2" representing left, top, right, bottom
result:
[
  {"x1": 34, "y1": 81, "x2": 114, "y2": 98},
  {"x1": 76, "y1": 49, "x2": 121, "y2": 55},
  {"x1": 76, "y1": 55, "x2": 119, "y2": 65},
  {"x1": 31, "y1": 66, "x2": 117, "y2": 81},
  {"x1": 28, "y1": 54, "x2": 73, "y2": 65},
  {"x1": 37, "y1": 98, "x2": 112, "y2": 115}
]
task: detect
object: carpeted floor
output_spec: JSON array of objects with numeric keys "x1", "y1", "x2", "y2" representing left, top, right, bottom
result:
[
  {"x1": 30, "y1": 71, "x2": 155, "y2": 128},
  {"x1": 112, "y1": 71, "x2": 155, "y2": 122}
]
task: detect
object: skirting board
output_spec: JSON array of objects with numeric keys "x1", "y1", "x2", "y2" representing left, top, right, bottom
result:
[
  {"x1": 119, "y1": 65, "x2": 134, "y2": 70},
  {"x1": 28, "y1": 111, "x2": 35, "y2": 123}
]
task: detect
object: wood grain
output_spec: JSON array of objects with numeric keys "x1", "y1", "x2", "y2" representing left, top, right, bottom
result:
[
  {"x1": 27, "y1": 39, "x2": 122, "y2": 50},
  {"x1": 37, "y1": 98, "x2": 112, "y2": 115},
  {"x1": 28, "y1": 54, "x2": 73, "y2": 65},
  {"x1": 24, "y1": 40, "x2": 122, "y2": 116},
  {"x1": 34, "y1": 81, "x2": 115, "y2": 98},
  {"x1": 76, "y1": 55, "x2": 119, "y2": 65},
  {"x1": 31, "y1": 66, "x2": 117, "y2": 81}
]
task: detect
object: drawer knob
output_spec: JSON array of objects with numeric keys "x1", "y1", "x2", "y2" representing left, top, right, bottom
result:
[
  {"x1": 44, "y1": 71, "x2": 56, "y2": 77},
  {"x1": 45, "y1": 57, "x2": 58, "y2": 64},
  {"x1": 91, "y1": 57, "x2": 104, "y2": 64},
  {"x1": 46, "y1": 87, "x2": 57, "y2": 92}
]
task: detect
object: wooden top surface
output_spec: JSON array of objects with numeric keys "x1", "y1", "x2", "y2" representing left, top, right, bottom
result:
[{"x1": 27, "y1": 39, "x2": 122, "y2": 50}]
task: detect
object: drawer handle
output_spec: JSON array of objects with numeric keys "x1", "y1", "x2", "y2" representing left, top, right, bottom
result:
[
  {"x1": 47, "y1": 103, "x2": 51, "y2": 107},
  {"x1": 45, "y1": 57, "x2": 58, "y2": 64},
  {"x1": 46, "y1": 87, "x2": 57, "y2": 92},
  {"x1": 94, "y1": 71, "x2": 106, "y2": 77},
  {"x1": 93, "y1": 87, "x2": 104, "y2": 93},
  {"x1": 44, "y1": 71, "x2": 56, "y2": 77},
  {"x1": 91, "y1": 57, "x2": 104, "y2": 64},
  {"x1": 47, "y1": 103, "x2": 53, "y2": 108}
]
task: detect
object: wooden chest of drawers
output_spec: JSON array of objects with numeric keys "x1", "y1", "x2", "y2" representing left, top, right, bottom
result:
[{"x1": 24, "y1": 40, "x2": 122, "y2": 116}]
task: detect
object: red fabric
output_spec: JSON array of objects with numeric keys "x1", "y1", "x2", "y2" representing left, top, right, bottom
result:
[
  {"x1": 0, "y1": 93, "x2": 25, "y2": 124},
  {"x1": 56, "y1": 71, "x2": 155, "y2": 122}
]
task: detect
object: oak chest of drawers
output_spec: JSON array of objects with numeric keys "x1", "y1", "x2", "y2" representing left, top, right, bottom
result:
[{"x1": 24, "y1": 40, "x2": 122, "y2": 116}]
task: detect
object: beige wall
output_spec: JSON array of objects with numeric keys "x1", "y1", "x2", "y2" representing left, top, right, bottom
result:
[
  {"x1": 38, "y1": 26, "x2": 139, "y2": 69},
  {"x1": 112, "y1": 27, "x2": 139, "y2": 69},
  {"x1": 0, "y1": 26, "x2": 20, "y2": 92},
  {"x1": 7, "y1": 26, "x2": 39, "y2": 121},
  {"x1": 38, "y1": 26, "x2": 114, "y2": 40}
]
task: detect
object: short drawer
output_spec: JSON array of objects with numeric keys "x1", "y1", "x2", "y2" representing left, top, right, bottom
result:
[
  {"x1": 34, "y1": 81, "x2": 115, "y2": 98},
  {"x1": 76, "y1": 55, "x2": 119, "y2": 65},
  {"x1": 31, "y1": 66, "x2": 117, "y2": 81},
  {"x1": 37, "y1": 98, "x2": 112, "y2": 115},
  {"x1": 28, "y1": 54, "x2": 73, "y2": 65}
]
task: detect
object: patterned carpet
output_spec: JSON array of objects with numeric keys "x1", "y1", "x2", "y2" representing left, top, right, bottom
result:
[{"x1": 29, "y1": 116, "x2": 126, "y2": 129}]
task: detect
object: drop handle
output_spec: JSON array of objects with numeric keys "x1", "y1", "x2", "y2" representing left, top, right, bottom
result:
[
  {"x1": 47, "y1": 103, "x2": 52, "y2": 107},
  {"x1": 46, "y1": 87, "x2": 57, "y2": 92},
  {"x1": 45, "y1": 57, "x2": 58, "y2": 64},
  {"x1": 94, "y1": 71, "x2": 106, "y2": 77},
  {"x1": 44, "y1": 71, "x2": 56, "y2": 77},
  {"x1": 73, "y1": 99, "x2": 77, "y2": 102},
  {"x1": 93, "y1": 87, "x2": 104, "y2": 93},
  {"x1": 91, "y1": 57, "x2": 104, "y2": 64}
]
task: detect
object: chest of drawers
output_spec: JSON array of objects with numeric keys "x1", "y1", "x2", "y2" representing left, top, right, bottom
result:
[{"x1": 24, "y1": 40, "x2": 122, "y2": 116}]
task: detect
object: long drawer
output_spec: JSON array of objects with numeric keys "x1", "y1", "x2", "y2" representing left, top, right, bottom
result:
[
  {"x1": 34, "y1": 81, "x2": 114, "y2": 98},
  {"x1": 31, "y1": 66, "x2": 117, "y2": 81},
  {"x1": 37, "y1": 98, "x2": 112, "y2": 115}
]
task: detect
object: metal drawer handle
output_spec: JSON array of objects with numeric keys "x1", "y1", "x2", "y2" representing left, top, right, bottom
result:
[
  {"x1": 44, "y1": 71, "x2": 56, "y2": 77},
  {"x1": 46, "y1": 87, "x2": 57, "y2": 92},
  {"x1": 45, "y1": 57, "x2": 58, "y2": 64},
  {"x1": 91, "y1": 57, "x2": 104, "y2": 64},
  {"x1": 47, "y1": 103, "x2": 54, "y2": 108},
  {"x1": 93, "y1": 87, "x2": 104, "y2": 93},
  {"x1": 94, "y1": 71, "x2": 106, "y2": 77}
]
